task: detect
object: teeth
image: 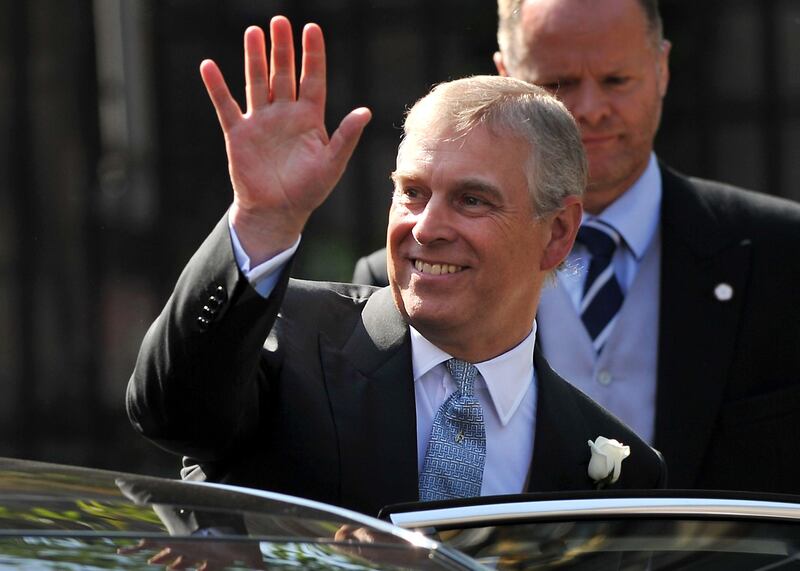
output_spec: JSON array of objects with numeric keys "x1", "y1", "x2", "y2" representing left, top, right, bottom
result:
[{"x1": 414, "y1": 260, "x2": 463, "y2": 275}]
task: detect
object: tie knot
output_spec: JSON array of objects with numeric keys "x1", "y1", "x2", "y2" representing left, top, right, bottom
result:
[
  {"x1": 577, "y1": 222, "x2": 621, "y2": 259},
  {"x1": 445, "y1": 359, "x2": 479, "y2": 397}
]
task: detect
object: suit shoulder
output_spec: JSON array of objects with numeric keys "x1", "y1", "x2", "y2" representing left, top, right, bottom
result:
[
  {"x1": 353, "y1": 248, "x2": 389, "y2": 287},
  {"x1": 698, "y1": 176, "x2": 797, "y2": 211},
  {"x1": 670, "y1": 169, "x2": 800, "y2": 222},
  {"x1": 280, "y1": 279, "x2": 382, "y2": 332},
  {"x1": 284, "y1": 279, "x2": 379, "y2": 313},
  {"x1": 663, "y1": 167, "x2": 800, "y2": 245}
]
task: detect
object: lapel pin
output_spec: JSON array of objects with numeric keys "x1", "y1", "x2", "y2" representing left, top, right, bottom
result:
[{"x1": 714, "y1": 283, "x2": 733, "y2": 302}]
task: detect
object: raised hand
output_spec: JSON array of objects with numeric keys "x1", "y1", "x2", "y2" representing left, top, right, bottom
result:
[{"x1": 200, "y1": 16, "x2": 371, "y2": 264}]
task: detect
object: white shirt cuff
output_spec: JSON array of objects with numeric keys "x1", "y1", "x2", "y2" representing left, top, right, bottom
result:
[{"x1": 228, "y1": 216, "x2": 301, "y2": 298}]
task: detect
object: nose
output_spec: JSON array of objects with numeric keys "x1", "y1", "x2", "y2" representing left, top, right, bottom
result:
[
  {"x1": 410, "y1": 196, "x2": 457, "y2": 246},
  {"x1": 568, "y1": 80, "x2": 611, "y2": 128}
]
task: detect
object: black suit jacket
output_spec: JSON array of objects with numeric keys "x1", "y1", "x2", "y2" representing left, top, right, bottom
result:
[
  {"x1": 128, "y1": 217, "x2": 665, "y2": 516},
  {"x1": 352, "y1": 165, "x2": 800, "y2": 494},
  {"x1": 654, "y1": 165, "x2": 800, "y2": 492}
]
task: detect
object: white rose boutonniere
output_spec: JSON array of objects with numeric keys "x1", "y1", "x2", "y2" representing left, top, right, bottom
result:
[{"x1": 587, "y1": 436, "x2": 630, "y2": 489}]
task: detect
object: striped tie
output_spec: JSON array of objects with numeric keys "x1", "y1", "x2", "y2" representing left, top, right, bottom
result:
[
  {"x1": 578, "y1": 221, "x2": 624, "y2": 353},
  {"x1": 418, "y1": 359, "x2": 486, "y2": 501}
]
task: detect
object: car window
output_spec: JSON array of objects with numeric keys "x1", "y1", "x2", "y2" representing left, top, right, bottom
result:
[
  {"x1": 426, "y1": 517, "x2": 800, "y2": 570},
  {"x1": 0, "y1": 535, "x2": 460, "y2": 570}
]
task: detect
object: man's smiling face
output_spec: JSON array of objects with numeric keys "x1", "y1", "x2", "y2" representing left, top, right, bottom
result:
[{"x1": 387, "y1": 124, "x2": 554, "y2": 362}]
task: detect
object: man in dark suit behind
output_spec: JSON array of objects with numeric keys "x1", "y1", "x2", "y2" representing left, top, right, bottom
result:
[
  {"x1": 127, "y1": 16, "x2": 665, "y2": 516},
  {"x1": 353, "y1": 0, "x2": 800, "y2": 495}
]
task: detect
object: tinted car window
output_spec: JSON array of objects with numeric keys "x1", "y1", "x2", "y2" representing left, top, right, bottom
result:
[
  {"x1": 0, "y1": 535, "x2": 461, "y2": 570},
  {"x1": 428, "y1": 517, "x2": 800, "y2": 570},
  {"x1": 0, "y1": 460, "x2": 475, "y2": 570}
]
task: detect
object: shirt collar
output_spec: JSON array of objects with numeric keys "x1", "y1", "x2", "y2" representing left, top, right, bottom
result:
[
  {"x1": 409, "y1": 323, "x2": 537, "y2": 427},
  {"x1": 583, "y1": 153, "x2": 662, "y2": 260}
]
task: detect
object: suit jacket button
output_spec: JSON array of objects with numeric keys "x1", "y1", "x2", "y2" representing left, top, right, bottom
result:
[
  {"x1": 714, "y1": 283, "x2": 733, "y2": 301},
  {"x1": 197, "y1": 316, "x2": 210, "y2": 330},
  {"x1": 214, "y1": 285, "x2": 227, "y2": 302},
  {"x1": 207, "y1": 295, "x2": 223, "y2": 309},
  {"x1": 202, "y1": 305, "x2": 216, "y2": 318}
]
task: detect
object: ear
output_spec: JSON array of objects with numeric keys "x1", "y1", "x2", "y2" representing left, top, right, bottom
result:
[
  {"x1": 656, "y1": 39, "x2": 671, "y2": 97},
  {"x1": 493, "y1": 51, "x2": 509, "y2": 76},
  {"x1": 540, "y1": 196, "x2": 583, "y2": 272}
]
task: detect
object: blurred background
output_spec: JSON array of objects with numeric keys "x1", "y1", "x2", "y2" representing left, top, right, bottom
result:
[{"x1": 1, "y1": 0, "x2": 798, "y2": 478}]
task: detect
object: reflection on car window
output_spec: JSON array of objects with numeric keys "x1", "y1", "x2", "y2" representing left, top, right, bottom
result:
[
  {"x1": 0, "y1": 536, "x2": 452, "y2": 570},
  {"x1": 0, "y1": 466, "x2": 468, "y2": 570},
  {"x1": 429, "y1": 518, "x2": 800, "y2": 570}
]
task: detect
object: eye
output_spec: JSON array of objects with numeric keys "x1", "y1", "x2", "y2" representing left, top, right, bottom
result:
[
  {"x1": 393, "y1": 185, "x2": 428, "y2": 208},
  {"x1": 457, "y1": 194, "x2": 495, "y2": 214},
  {"x1": 393, "y1": 186, "x2": 418, "y2": 199},
  {"x1": 538, "y1": 82, "x2": 560, "y2": 93},
  {"x1": 537, "y1": 78, "x2": 577, "y2": 94},
  {"x1": 604, "y1": 75, "x2": 630, "y2": 87},
  {"x1": 462, "y1": 195, "x2": 485, "y2": 207}
]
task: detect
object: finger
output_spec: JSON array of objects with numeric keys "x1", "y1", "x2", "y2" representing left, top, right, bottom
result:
[
  {"x1": 269, "y1": 15, "x2": 296, "y2": 101},
  {"x1": 328, "y1": 107, "x2": 372, "y2": 171},
  {"x1": 166, "y1": 554, "x2": 190, "y2": 570},
  {"x1": 148, "y1": 547, "x2": 174, "y2": 565},
  {"x1": 244, "y1": 26, "x2": 269, "y2": 112},
  {"x1": 117, "y1": 539, "x2": 149, "y2": 555},
  {"x1": 200, "y1": 59, "x2": 242, "y2": 132},
  {"x1": 352, "y1": 526, "x2": 377, "y2": 543},
  {"x1": 298, "y1": 23, "x2": 326, "y2": 108},
  {"x1": 334, "y1": 524, "x2": 355, "y2": 542}
]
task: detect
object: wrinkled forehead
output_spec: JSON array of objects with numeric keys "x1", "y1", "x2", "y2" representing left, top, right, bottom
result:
[
  {"x1": 392, "y1": 124, "x2": 532, "y2": 198},
  {"x1": 396, "y1": 124, "x2": 502, "y2": 169},
  {"x1": 516, "y1": 0, "x2": 656, "y2": 63},
  {"x1": 395, "y1": 128, "x2": 464, "y2": 173}
]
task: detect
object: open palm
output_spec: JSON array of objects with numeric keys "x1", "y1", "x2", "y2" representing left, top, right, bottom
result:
[{"x1": 200, "y1": 17, "x2": 371, "y2": 262}]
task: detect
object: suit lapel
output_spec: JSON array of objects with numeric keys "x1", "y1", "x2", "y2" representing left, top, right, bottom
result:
[
  {"x1": 654, "y1": 166, "x2": 751, "y2": 487},
  {"x1": 319, "y1": 287, "x2": 419, "y2": 515},
  {"x1": 527, "y1": 349, "x2": 594, "y2": 491}
]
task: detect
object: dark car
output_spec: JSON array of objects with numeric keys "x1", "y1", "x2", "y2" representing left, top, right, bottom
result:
[
  {"x1": 0, "y1": 457, "x2": 482, "y2": 570},
  {"x1": 382, "y1": 491, "x2": 800, "y2": 569}
]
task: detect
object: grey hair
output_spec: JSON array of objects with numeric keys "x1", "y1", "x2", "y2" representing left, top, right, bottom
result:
[
  {"x1": 497, "y1": 0, "x2": 665, "y2": 73},
  {"x1": 400, "y1": 75, "x2": 586, "y2": 217}
]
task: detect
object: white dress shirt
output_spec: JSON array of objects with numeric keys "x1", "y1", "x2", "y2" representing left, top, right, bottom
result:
[
  {"x1": 411, "y1": 325, "x2": 537, "y2": 496},
  {"x1": 229, "y1": 220, "x2": 538, "y2": 496}
]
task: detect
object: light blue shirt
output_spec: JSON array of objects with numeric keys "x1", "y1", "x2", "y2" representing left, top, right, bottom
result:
[
  {"x1": 540, "y1": 154, "x2": 662, "y2": 443},
  {"x1": 227, "y1": 220, "x2": 300, "y2": 296},
  {"x1": 561, "y1": 153, "x2": 662, "y2": 306},
  {"x1": 229, "y1": 218, "x2": 538, "y2": 495}
]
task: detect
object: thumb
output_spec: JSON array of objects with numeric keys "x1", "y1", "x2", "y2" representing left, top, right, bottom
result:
[{"x1": 327, "y1": 107, "x2": 372, "y2": 172}]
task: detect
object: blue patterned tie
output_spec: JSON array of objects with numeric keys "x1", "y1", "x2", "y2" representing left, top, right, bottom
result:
[
  {"x1": 578, "y1": 221, "x2": 624, "y2": 352},
  {"x1": 419, "y1": 359, "x2": 486, "y2": 501}
]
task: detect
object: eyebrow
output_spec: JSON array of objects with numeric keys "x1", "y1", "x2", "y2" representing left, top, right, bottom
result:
[
  {"x1": 455, "y1": 178, "x2": 505, "y2": 202},
  {"x1": 391, "y1": 172, "x2": 505, "y2": 201}
]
